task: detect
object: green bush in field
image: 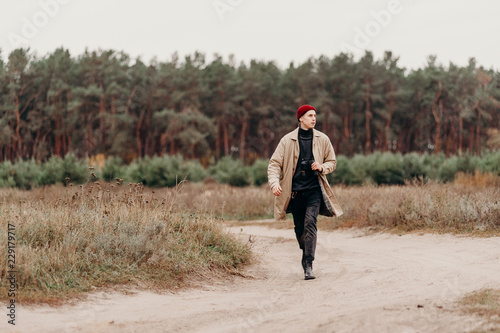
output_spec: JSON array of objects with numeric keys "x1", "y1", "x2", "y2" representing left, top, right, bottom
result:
[
  {"x1": 161, "y1": 155, "x2": 188, "y2": 186},
  {"x1": 438, "y1": 156, "x2": 457, "y2": 182},
  {"x1": 422, "y1": 153, "x2": 445, "y2": 180},
  {"x1": 439, "y1": 154, "x2": 480, "y2": 182},
  {"x1": 402, "y1": 152, "x2": 428, "y2": 181},
  {"x1": 370, "y1": 152, "x2": 405, "y2": 185},
  {"x1": 10, "y1": 159, "x2": 42, "y2": 190},
  {"x1": 250, "y1": 159, "x2": 269, "y2": 186},
  {"x1": 125, "y1": 155, "x2": 206, "y2": 187},
  {"x1": 328, "y1": 155, "x2": 364, "y2": 185},
  {"x1": 125, "y1": 157, "x2": 148, "y2": 185},
  {"x1": 1, "y1": 151, "x2": 498, "y2": 189},
  {"x1": 100, "y1": 156, "x2": 126, "y2": 181},
  {"x1": 457, "y1": 154, "x2": 480, "y2": 173},
  {"x1": 479, "y1": 151, "x2": 500, "y2": 175},
  {"x1": 210, "y1": 157, "x2": 251, "y2": 187},
  {"x1": 39, "y1": 154, "x2": 88, "y2": 186},
  {"x1": 0, "y1": 161, "x2": 17, "y2": 188},
  {"x1": 350, "y1": 154, "x2": 371, "y2": 184},
  {"x1": 126, "y1": 155, "x2": 180, "y2": 187},
  {"x1": 184, "y1": 160, "x2": 208, "y2": 182}
]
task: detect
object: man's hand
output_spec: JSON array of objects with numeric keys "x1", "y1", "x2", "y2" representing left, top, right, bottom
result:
[
  {"x1": 272, "y1": 185, "x2": 282, "y2": 196},
  {"x1": 311, "y1": 162, "x2": 323, "y2": 173}
]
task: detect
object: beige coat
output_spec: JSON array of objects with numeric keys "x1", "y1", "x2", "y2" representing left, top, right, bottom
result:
[{"x1": 268, "y1": 127, "x2": 343, "y2": 221}]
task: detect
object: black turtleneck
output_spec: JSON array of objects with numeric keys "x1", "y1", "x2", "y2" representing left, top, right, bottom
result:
[{"x1": 292, "y1": 128, "x2": 320, "y2": 191}]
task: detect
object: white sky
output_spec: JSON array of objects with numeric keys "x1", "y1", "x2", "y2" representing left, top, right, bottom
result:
[{"x1": 1, "y1": 0, "x2": 499, "y2": 71}]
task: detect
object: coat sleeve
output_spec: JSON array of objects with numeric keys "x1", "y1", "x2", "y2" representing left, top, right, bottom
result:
[
  {"x1": 268, "y1": 138, "x2": 285, "y2": 190},
  {"x1": 320, "y1": 137, "x2": 337, "y2": 175}
]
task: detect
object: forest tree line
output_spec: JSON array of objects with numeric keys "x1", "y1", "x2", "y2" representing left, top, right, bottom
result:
[{"x1": 0, "y1": 48, "x2": 499, "y2": 164}]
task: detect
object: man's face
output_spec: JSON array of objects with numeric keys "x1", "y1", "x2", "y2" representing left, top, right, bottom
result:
[{"x1": 299, "y1": 110, "x2": 316, "y2": 130}]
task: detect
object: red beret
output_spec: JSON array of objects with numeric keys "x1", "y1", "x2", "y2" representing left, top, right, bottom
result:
[{"x1": 297, "y1": 105, "x2": 316, "y2": 121}]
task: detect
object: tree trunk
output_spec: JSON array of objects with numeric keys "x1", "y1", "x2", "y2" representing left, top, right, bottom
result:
[
  {"x1": 343, "y1": 112, "x2": 350, "y2": 141},
  {"x1": 170, "y1": 140, "x2": 175, "y2": 155},
  {"x1": 32, "y1": 128, "x2": 41, "y2": 160},
  {"x1": 364, "y1": 83, "x2": 372, "y2": 153},
  {"x1": 111, "y1": 95, "x2": 116, "y2": 132},
  {"x1": 222, "y1": 118, "x2": 229, "y2": 156},
  {"x1": 136, "y1": 108, "x2": 146, "y2": 157},
  {"x1": 475, "y1": 108, "x2": 481, "y2": 155},
  {"x1": 239, "y1": 117, "x2": 247, "y2": 161},
  {"x1": 66, "y1": 131, "x2": 72, "y2": 153},
  {"x1": 431, "y1": 80, "x2": 443, "y2": 154},
  {"x1": 383, "y1": 81, "x2": 396, "y2": 152},
  {"x1": 215, "y1": 117, "x2": 221, "y2": 159},
  {"x1": 15, "y1": 96, "x2": 22, "y2": 159},
  {"x1": 469, "y1": 124, "x2": 475, "y2": 154},
  {"x1": 458, "y1": 105, "x2": 463, "y2": 153},
  {"x1": 144, "y1": 105, "x2": 153, "y2": 156},
  {"x1": 99, "y1": 96, "x2": 106, "y2": 151},
  {"x1": 86, "y1": 121, "x2": 94, "y2": 157},
  {"x1": 54, "y1": 119, "x2": 62, "y2": 156}
]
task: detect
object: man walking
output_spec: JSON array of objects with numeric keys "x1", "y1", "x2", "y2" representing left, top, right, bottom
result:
[{"x1": 268, "y1": 105, "x2": 343, "y2": 280}]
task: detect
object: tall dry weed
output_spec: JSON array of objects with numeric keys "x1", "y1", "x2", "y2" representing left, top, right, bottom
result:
[
  {"x1": 0, "y1": 182, "x2": 252, "y2": 303},
  {"x1": 321, "y1": 182, "x2": 500, "y2": 233}
]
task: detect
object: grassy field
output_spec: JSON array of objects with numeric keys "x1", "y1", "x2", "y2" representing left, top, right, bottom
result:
[
  {"x1": 0, "y1": 182, "x2": 252, "y2": 304},
  {"x1": 0, "y1": 173, "x2": 498, "y2": 303},
  {"x1": 322, "y1": 175, "x2": 500, "y2": 235},
  {"x1": 215, "y1": 172, "x2": 500, "y2": 235}
]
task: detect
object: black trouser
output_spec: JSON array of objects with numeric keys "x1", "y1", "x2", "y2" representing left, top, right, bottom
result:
[{"x1": 290, "y1": 187, "x2": 322, "y2": 263}]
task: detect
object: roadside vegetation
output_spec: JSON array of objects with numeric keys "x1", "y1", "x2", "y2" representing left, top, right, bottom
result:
[
  {"x1": 0, "y1": 182, "x2": 252, "y2": 304},
  {"x1": 0, "y1": 151, "x2": 499, "y2": 189},
  {"x1": 1, "y1": 152, "x2": 498, "y2": 303},
  {"x1": 321, "y1": 173, "x2": 500, "y2": 234}
]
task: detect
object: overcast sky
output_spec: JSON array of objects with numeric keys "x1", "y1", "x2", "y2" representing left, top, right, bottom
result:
[{"x1": 1, "y1": 0, "x2": 499, "y2": 71}]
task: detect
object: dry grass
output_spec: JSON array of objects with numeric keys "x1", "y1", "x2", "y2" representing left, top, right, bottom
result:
[
  {"x1": 460, "y1": 289, "x2": 500, "y2": 332},
  {"x1": 0, "y1": 182, "x2": 252, "y2": 304},
  {"x1": 454, "y1": 171, "x2": 500, "y2": 187},
  {"x1": 189, "y1": 174, "x2": 500, "y2": 235},
  {"x1": 174, "y1": 181, "x2": 275, "y2": 220},
  {"x1": 321, "y1": 180, "x2": 500, "y2": 235},
  {"x1": 1, "y1": 174, "x2": 498, "y2": 303},
  {"x1": 190, "y1": 173, "x2": 499, "y2": 235}
]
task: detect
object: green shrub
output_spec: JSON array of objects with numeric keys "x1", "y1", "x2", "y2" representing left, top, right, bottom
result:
[
  {"x1": 439, "y1": 156, "x2": 459, "y2": 183},
  {"x1": 439, "y1": 154, "x2": 480, "y2": 183},
  {"x1": 39, "y1": 154, "x2": 88, "y2": 186},
  {"x1": 0, "y1": 159, "x2": 43, "y2": 190},
  {"x1": 350, "y1": 154, "x2": 371, "y2": 185},
  {"x1": 479, "y1": 151, "x2": 500, "y2": 176},
  {"x1": 100, "y1": 156, "x2": 126, "y2": 181},
  {"x1": 402, "y1": 152, "x2": 428, "y2": 181},
  {"x1": 11, "y1": 159, "x2": 42, "y2": 190},
  {"x1": 422, "y1": 153, "x2": 445, "y2": 180},
  {"x1": 0, "y1": 161, "x2": 16, "y2": 188},
  {"x1": 184, "y1": 160, "x2": 208, "y2": 182},
  {"x1": 1, "y1": 151, "x2": 497, "y2": 189},
  {"x1": 127, "y1": 156, "x2": 179, "y2": 187},
  {"x1": 210, "y1": 157, "x2": 251, "y2": 187},
  {"x1": 370, "y1": 152, "x2": 405, "y2": 185},
  {"x1": 250, "y1": 159, "x2": 269, "y2": 186},
  {"x1": 125, "y1": 157, "x2": 149, "y2": 185},
  {"x1": 125, "y1": 155, "x2": 206, "y2": 187},
  {"x1": 328, "y1": 155, "x2": 364, "y2": 185}
]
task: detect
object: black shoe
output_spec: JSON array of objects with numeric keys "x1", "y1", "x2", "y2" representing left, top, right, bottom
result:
[{"x1": 304, "y1": 262, "x2": 315, "y2": 280}]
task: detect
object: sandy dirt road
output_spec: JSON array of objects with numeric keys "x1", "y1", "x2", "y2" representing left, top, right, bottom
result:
[{"x1": 7, "y1": 222, "x2": 500, "y2": 333}]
